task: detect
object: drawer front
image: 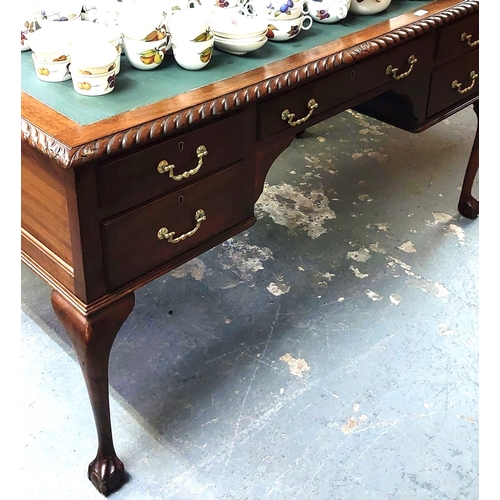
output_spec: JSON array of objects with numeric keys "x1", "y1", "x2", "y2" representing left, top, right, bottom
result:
[
  {"x1": 102, "y1": 161, "x2": 254, "y2": 290},
  {"x1": 258, "y1": 33, "x2": 434, "y2": 139},
  {"x1": 434, "y1": 12, "x2": 478, "y2": 67},
  {"x1": 427, "y1": 49, "x2": 478, "y2": 118},
  {"x1": 97, "y1": 112, "x2": 246, "y2": 215}
]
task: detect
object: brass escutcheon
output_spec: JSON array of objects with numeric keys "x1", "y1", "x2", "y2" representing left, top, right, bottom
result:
[
  {"x1": 386, "y1": 54, "x2": 418, "y2": 80},
  {"x1": 157, "y1": 209, "x2": 206, "y2": 243},
  {"x1": 451, "y1": 70, "x2": 478, "y2": 95},
  {"x1": 281, "y1": 99, "x2": 318, "y2": 127},
  {"x1": 157, "y1": 145, "x2": 208, "y2": 180}
]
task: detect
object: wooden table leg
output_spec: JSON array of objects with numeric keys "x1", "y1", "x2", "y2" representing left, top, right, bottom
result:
[
  {"x1": 458, "y1": 100, "x2": 479, "y2": 219},
  {"x1": 51, "y1": 290, "x2": 135, "y2": 496}
]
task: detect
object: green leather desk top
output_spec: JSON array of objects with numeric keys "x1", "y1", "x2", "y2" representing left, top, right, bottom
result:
[{"x1": 20, "y1": 1, "x2": 431, "y2": 126}]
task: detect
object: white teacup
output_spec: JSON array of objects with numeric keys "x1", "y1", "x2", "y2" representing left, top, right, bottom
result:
[
  {"x1": 266, "y1": 13, "x2": 312, "y2": 41},
  {"x1": 117, "y1": 2, "x2": 167, "y2": 41},
  {"x1": 172, "y1": 36, "x2": 214, "y2": 70},
  {"x1": 307, "y1": 0, "x2": 349, "y2": 23},
  {"x1": 122, "y1": 35, "x2": 171, "y2": 70},
  {"x1": 21, "y1": 10, "x2": 39, "y2": 51},
  {"x1": 27, "y1": 24, "x2": 74, "y2": 62},
  {"x1": 167, "y1": 8, "x2": 212, "y2": 42},
  {"x1": 243, "y1": 0, "x2": 309, "y2": 20},
  {"x1": 205, "y1": 0, "x2": 239, "y2": 8},
  {"x1": 349, "y1": 0, "x2": 391, "y2": 15}
]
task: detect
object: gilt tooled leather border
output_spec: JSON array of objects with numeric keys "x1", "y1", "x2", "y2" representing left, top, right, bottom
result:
[{"x1": 21, "y1": 0, "x2": 479, "y2": 168}]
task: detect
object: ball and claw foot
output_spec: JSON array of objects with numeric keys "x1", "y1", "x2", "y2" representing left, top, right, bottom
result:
[
  {"x1": 458, "y1": 196, "x2": 479, "y2": 220},
  {"x1": 88, "y1": 454, "x2": 127, "y2": 496}
]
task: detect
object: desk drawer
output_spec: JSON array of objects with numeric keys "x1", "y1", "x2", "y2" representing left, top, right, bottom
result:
[
  {"x1": 427, "y1": 49, "x2": 478, "y2": 118},
  {"x1": 97, "y1": 112, "x2": 246, "y2": 215},
  {"x1": 102, "y1": 161, "x2": 254, "y2": 290},
  {"x1": 257, "y1": 33, "x2": 434, "y2": 139},
  {"x1": 434, "y1": 12, "x2": 478, "y2": 67}
]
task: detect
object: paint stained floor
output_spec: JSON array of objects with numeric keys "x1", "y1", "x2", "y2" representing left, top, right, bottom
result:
[{"x1": 21, "y1": 106, "x2": 479, "y2": 499}]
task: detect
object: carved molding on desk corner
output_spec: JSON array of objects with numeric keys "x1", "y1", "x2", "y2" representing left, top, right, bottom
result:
[
  {"x1": 21, "y1": 119, "x2": 72, "y2": 165},
  {"x1": 21, "y1": 0, "x2": 478, "y2": 169}
]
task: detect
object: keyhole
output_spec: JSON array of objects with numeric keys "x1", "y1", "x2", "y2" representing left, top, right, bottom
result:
[
  {"x1": 178, "y1": 141, "x2": 184, "y2": 152},
  {"x1": 351, "y1": 70, "x2": 355, "y2": 79},
  {"x1": 179, "y1": 195, "x2": 184, "y2": 205}
]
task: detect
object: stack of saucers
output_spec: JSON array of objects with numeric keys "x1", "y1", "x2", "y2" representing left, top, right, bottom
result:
[{"x1": 211, "y1": 10, "x2": 268, "y2": 55}]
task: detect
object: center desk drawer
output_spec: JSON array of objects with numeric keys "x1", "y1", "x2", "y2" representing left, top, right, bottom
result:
[
  {"x1": 97, "y1": 112, "x2": 246, "y2": 215},
  {"x1": 258, "y1": 33, "x2": 434, "y2": 139},
  {"x1": 102, "y1": 161, "x2": 254, "y2": 290}
]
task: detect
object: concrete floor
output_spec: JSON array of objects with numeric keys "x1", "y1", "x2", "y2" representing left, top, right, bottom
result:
[{"x1": 21, "y1": 105, "x2": 479, "y2": 499}]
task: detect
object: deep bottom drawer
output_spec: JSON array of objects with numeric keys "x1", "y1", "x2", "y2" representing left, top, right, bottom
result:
[
  {"x1": 102, "y1": 161, "x2": 254, "y2": 290},
  {"x1": 427, "y1": 49, "x2": 479, "y2": 117}
]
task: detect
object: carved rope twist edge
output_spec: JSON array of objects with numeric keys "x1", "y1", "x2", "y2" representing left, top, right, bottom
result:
[{"x1": 21, "y1": 0, "x2": 478, "y2": 168}]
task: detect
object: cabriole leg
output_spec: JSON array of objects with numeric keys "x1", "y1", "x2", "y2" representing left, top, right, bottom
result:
[
  {"x1": 51, "y1": 290, "x2": 135, "y2": 496},
  {"x1": 458, "y1": 100, "x2": 479, "y2": 219}
]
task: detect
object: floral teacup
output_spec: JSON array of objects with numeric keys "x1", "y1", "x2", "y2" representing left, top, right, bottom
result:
[{"x1": 307, "y1": 0, "x2": 350, "y2": 23}]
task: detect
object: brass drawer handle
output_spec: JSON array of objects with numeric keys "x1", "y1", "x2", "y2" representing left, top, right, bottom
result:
[
  {"x1": 451, "y1": 70, "x2": 478, "y2": 95},
  {"x1": 461, "y1": 32, "x2": 479, "y2": 48},
  {"x1": 386, "y1": 55, "x2": 418, "y2": 80},
  {"x1": 157, "y1": 145, "x2": 208, "y2": 180},
  {"x1": 281, "y1": 99, "x2": 318, "y2": 127},
  {"x1": 157, "y1": 209, "x2": 206, "y2": 243}
]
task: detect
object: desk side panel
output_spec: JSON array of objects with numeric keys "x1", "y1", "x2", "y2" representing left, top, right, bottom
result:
[{"x1": 21, "y1": 142, "x2": 75, "y2": 293}]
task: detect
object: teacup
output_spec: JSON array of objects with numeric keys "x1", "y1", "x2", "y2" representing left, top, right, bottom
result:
[
  {"x1": 187, "y1": 0, "x2": 239, "y2": 8},
  {"x1": 36, "y1": 0, "x2": 83, "y2": 28},
  {"x1": 349, "y1": 0, "x2": 391, "y2": 15},
  {"x1": 167, "y1": 8, "x2": 212, "y2": 42},
  {"x1": 266, "y1": 13, "x2": 312, "y2": 41},
  {"x1": 70, "y1": 39, "x2": 118, "y2": 75},
  {"x1": 242, "y1": 0, "x2": 309, "y2": 20},
  {"x1": 81, "y1": 4, "x2": 98, "y2": 22},
  {"x1": 117, "y1": 2, "x2": 167, "y2": 41},
  {"x1": 27, "y1": 24, "x2": 74, "y2": 62},
  {"x1": 21, "y1": 10, "x2": 39, "y2": 51},
  {"x1": 163, "y1": 0, "x2": 190, "y2": 17},
  {"x1": 172, "y1": 36, "x2": 214, "y2": 70},
  {"x1": 122, "y1": 35, "x2": 172, "y2": 70},
  {"x1": 307, "y1": 0, "x2": 350, "y2": 23},
  {"x1": 73, "y1": 21, "x2": 122, "y2": 49}
]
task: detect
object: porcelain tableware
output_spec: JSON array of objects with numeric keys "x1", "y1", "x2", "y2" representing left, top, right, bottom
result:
[
  {"x1": 70, "y1": 66, "x2": 116, "y2": 96},
  {"x1": 117, "y1": 2, "x2": 167, "y2": 41},
  {"x1": 211, "y1": 10, "x2": 268, "y2": 38},
  {"x1": 214, "y1": 33, "x2": 267, "y2": 54},
  {"x1": 31, "y1": 52, "x2": 72, "y2": 81},
  {"x1": 70, "y1": 39, "x2": 118, "y2": 75},
  {"x1": 21, "y1": 3, "x2": 40, "y2": 51},
  {"x1": 73, "y1": 20, "x2": 123, "y2": 49},
  {"x1": 266, "y1": 13, "x2": 312, "y2": 41},
  {"x1": 167, "y1": 8, "x2": 213, "y2": 41},
  {"x1": 36, "y1": 1, "x2": 83, "y2": 27},
  {"x1": 122, "y1": 35, "x2": 171, "y2": 70},
  {"x1": 27, "y1": 24, "x2": 74, "y2": 62},
  {"x1": 172, "y1": 38, "x2": 214, "y2": 70},
  {"x1": 242, "y1": 0, "x2": 309, "y2": 20},
  {"x1": 307, "y1": 0, "x2": 350, "y2": 23},
  {"x1": 349, "y1": 0, "x2": 391, "y2": 15}
]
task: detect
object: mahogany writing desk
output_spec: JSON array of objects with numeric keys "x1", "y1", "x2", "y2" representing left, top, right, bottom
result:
[{"x1": 21, "y1": 0, "x2": 479, "y2": 495}]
